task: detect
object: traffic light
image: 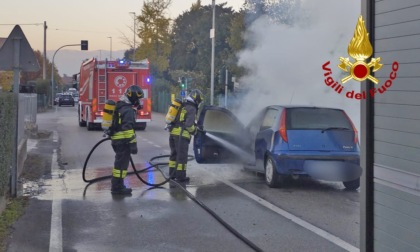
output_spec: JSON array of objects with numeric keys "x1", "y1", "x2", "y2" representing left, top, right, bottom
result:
[
  {"x1": 218, "y1": 67, "x2": 225, "y2": 84},
  {"x1": 180, "y1": 77, "x2": 186, "y2": 89},
  {"x1": 81, "y1": 40, "x2": 88, "y2": 50}
]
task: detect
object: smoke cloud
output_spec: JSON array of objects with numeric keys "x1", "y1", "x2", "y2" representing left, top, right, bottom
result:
[{"x1": 234, "y1": 0, "x2": 361, "y2": 132}]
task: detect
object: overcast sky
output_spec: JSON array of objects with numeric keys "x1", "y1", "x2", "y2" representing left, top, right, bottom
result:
[{"x1": 0, "y1": 0, "x2": 244, "y2": 53}]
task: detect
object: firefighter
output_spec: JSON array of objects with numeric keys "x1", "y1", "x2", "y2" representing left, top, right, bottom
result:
[
  {"x1": 110, "y1": 85, "x2": 144, "y2": 195},
  {"x1": 168, "y1": 89, "x2": 204, "y2": 182}
]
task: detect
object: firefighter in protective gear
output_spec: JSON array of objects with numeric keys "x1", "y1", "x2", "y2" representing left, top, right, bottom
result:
[
  {"x1": 110, "y1": 85, "x2": 144, "y2": 195},
  {"x1": 168, "y1": 89, "x2": 203, "y2": 182}
]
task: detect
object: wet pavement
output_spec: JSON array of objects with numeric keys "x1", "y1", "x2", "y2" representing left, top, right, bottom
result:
[{"x1": 7, "y1": 108, "x2": 359, "y2": 252}]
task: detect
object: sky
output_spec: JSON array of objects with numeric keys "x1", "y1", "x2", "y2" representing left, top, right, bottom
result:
[{"x1": 0, "y1": 0, "x2": 244, "y2": 53}]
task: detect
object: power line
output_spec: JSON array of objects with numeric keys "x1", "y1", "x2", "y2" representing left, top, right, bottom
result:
[
  {"x1": 52, "y1": 28, "x2": 116, "y2": 35},
  {"x1": 0, "y1": 23, "x2": 43, "y2": 26}
]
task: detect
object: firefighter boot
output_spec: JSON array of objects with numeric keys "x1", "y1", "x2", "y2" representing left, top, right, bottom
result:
[
  {"x1": 175, "y1": 170, "x2": 190, "y2": 183},
  {"x1": 111, "y1": 177, "x2": 132, "y2": 195},
  {"x1": 168, "y1": 167, "x2": 176, "y2": 179}
]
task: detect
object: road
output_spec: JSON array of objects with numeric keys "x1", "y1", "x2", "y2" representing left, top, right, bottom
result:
[{"x1": 7, "y1": 105, "x2": 360, "y2": 252}]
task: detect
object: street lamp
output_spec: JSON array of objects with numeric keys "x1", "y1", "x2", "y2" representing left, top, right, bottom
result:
[
  {"x1": 107, "y1": 36, "x2": 112, "y2": 60},
  {"x1": 51, "y1": 41, "x2": 88, "y2": 106},
  {"x1": 129, "y1": 12, "x2": 136, "y2": 61}
]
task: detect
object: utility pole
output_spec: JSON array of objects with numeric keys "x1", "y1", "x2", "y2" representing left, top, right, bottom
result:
[
  {"x1": 129, "y1": 12, "x2": 136, "y2": 61},
  {"x1": 210, "y1": 0, "x2": 216, "y2": 105},
  {"x1": 107, "y1": 36, "x2": 112, "y2": 60},
  {"x1": 43, "y1": 21, "x2": 47, "y2": 80}
]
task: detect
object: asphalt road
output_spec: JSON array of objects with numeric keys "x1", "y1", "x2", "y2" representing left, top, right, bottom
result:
[{"x1": 7, "y1": 105, "x2": 360, "y2": 252}]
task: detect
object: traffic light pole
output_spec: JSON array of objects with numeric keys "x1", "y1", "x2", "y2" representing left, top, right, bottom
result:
[
  {"x1": 224, "y1": 68, "x2": 228, "y2": 108},
  {"x1": 210, "y1": 0, "x2": 216, "y2": 105},
  {"x1": 51, "y1": 41, "x2": 88, "y2": 106}
]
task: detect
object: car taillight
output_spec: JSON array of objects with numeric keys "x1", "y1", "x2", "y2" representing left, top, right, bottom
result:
[
  {"x1": 343, "y1": 112, "x2": 358, "y2": 144},
  {"x1": 278, "y1": 109, "x2": 288, "y2": 143}
]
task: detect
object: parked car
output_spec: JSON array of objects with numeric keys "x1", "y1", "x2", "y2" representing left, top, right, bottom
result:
[
  {"x1": 72, "y1": 92, "x2": 79, "y2": 104},
  {"x1": 54, "y1": 93, "x2": 63, "y2": 105},
  {"x1": 58, "y1": 94, "x2": 74, "y2": 107},
  {"x1": 193, "y1": 105, "x2": 362, "y2": 190}
]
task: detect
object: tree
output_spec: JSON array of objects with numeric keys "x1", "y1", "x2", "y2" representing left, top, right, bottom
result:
[
  {"x1": 243, "y1": 0, "x2": 302, "y2": 26},
  {"x1": 170, "y1": 3, "x2": 236, "y2": 94},
  {"x1": 136, "y1": 0, "x2": 172, "y2": 77}
]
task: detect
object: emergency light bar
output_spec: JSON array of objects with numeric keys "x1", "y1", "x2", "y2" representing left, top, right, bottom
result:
[{"x1": 116, "y1": 59, "x2": 130, "y2": 68}]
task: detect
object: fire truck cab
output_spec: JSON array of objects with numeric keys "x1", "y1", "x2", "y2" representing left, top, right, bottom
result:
[{"x1": 78, "y1": 58, "x2": 151, "y2": 131}]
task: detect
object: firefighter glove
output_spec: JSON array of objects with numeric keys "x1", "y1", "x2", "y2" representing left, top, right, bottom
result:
[
  {"x1": 130, "y1": 142, "x2": 138, "y2": 154},
  {"x1": 197, "y1": 125, "x2": 205, "y2": 135}
]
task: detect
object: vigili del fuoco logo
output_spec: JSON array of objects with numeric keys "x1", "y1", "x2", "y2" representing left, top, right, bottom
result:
[{"x1": 322, "y1": 15, "x2": 399, "y2": 100}]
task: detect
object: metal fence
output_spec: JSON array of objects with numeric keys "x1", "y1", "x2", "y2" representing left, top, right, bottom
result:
[
  {"x1": 152, "y1": 90, "x2": 171, "y2": 114},
  {"x1": 36, "y1": 94, "x2": 48, "y2": 112},
  {"x1": 0, "y1": 93, "x2": 37, "y2": 196},
  {"x1": 19, "y1": 94, "x2": 37, "y2": 141}
]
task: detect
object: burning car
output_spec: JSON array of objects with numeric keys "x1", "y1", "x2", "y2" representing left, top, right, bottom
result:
[{"x1": 193, "y1": 105, "x2": 362, "y2": 190}]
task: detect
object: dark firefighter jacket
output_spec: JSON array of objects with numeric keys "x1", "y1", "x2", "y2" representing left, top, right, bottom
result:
[
  {"x1": 111, "y1": 101, "x2": 137, "y2": 145},
  {"x1": 170, "y1": 101, "x2": 197, "y2": 140}
]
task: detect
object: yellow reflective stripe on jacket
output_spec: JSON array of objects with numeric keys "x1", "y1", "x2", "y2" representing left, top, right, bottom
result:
[
  {"x1": 112, "y1": 168, "x2": 128, "y2": 178},
  {"x1": 170, "y1": 126, "x2": 191, "y2": 139},
  {"x1": 111, "y1": 129, "x2": 135, "y2": 140},
  {"x1": 179, "y1": 108, "x2": 186, "y2": 122},
  {"x1": 185, "y1": 124, "x2": 196, "y2": 134}
]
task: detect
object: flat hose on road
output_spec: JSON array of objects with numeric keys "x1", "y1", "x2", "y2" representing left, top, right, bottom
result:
[{"x1": 82, "y1": 136, "x2": 263, "y2": 252}]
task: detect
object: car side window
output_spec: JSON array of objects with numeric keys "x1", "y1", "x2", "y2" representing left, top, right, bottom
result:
[{"x1": 260, "y1": 109, "x2": 278, "y2": 130}]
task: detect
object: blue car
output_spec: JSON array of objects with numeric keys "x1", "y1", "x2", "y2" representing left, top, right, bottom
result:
[{"x1": 193, "y1": 105, "x2": 362, "y2": 190}]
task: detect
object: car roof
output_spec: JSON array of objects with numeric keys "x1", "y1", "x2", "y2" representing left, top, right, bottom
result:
[{"x1": 267, "y1": 105, "x2": 344, "y2": 111}]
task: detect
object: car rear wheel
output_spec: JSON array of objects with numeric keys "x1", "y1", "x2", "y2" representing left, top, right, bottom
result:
[
  {"x1": 343, "y1": 178, "x2": 360, "y2": 190},
  {"x1": 265, "y1": 156, "x2": 283, "y2": 188}
]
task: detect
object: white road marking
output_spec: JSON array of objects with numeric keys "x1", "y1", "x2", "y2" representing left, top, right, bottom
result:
[
  {"x1": 198, "y1": 167, "x2": 359, "y2": 252},
  {"x1": 138, "y1": 136, "x2": 357, "y2": 251},
  {"x1": 49, "y1": 132, "x2": 63, "y2": 252}
]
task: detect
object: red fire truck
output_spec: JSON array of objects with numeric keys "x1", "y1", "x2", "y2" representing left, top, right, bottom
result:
[{"x1": 78, "y1": 58, "x2": 151, "y2": 131}]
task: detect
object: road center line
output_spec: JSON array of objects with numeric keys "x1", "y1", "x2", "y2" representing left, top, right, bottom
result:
[{"x1": 198, "y1": 168, "x2": 359, "y2": 252}]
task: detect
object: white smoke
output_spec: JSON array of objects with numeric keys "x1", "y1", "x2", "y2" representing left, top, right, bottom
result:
[{"x1": 234, "y1": 0, "x2": 361, "y2": 132}]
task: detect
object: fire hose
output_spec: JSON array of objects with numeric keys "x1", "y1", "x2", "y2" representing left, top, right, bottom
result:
[{"x1": 82, "y1": 132, "x2": 263, "y2": 252}]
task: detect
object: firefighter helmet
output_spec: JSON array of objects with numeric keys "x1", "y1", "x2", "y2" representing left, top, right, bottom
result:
[
  {"x1": 188, "y1": 89, "x2": 203, "y2": 106},
  {"x1": 125, "y1": 85, "x2": 144, "y2": 106}
]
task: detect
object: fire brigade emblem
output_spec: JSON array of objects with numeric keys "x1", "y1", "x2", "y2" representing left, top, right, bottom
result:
[
  {"x1": 114, "y1": 75, "x2": 127, "y2": 88},
  {"x1": 338, "y1": 15, "x2": 383, "y2": 84}
]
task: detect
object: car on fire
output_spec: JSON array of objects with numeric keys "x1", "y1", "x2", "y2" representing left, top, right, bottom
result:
[{"x1": 193, "y1": 105, "x2": 362, "y2": 190}]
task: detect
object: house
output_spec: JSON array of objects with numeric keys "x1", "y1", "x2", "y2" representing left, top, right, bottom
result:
[{"x1": 360, "y1": 1, "x2": 420, "y2": 251}]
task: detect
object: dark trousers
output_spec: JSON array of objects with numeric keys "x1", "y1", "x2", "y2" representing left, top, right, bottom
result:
[
  {"x1": 112, "y1": 144, "x2": 131, "y2": 178},
  {"x1": 169, "y1": 135, "x2": 190, "y2": 171}
]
